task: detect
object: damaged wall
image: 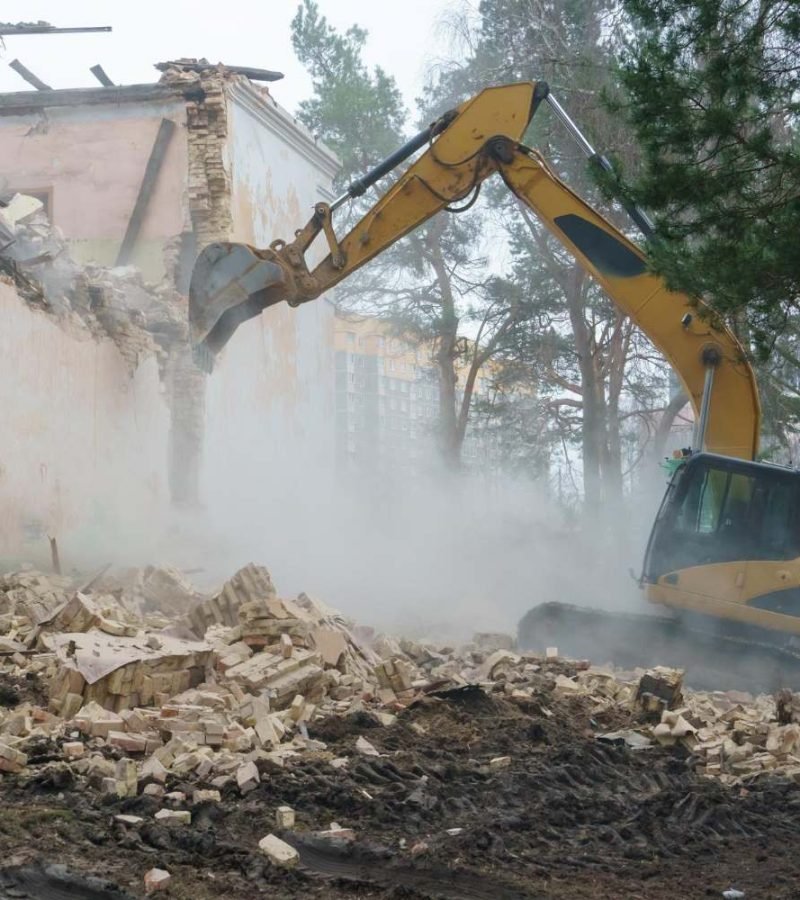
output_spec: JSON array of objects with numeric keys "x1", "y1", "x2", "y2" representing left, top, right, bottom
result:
[
  {"x1": 0, "y1": 67, "x2": 340, "y2": 560},
  {"x1": 201, "y1": 79, "x2": 338, "y2": 518},
  {"x1": 0, "y1": 94, "x2": 189, "y2": 283},
  {"x1": 0, "y1": 84, "x2": 203, "y2": 512},
  {"x1": 0, "y1": 280, "x2": 170, "y2": 560}
]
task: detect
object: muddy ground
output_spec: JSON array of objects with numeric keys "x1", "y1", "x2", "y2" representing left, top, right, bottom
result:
[{"x1": 0, "y1": 679, "x2": 798, "y2": 899}]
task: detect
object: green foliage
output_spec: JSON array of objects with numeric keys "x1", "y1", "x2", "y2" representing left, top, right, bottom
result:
[
  {"x1": 613, "y1": 0, "x2": 800, "y2": 355},
  {"x1": 289, "y1": 0, "x2": 671, "y2": 488},
  {"x1": 754, "y1": 327, "x2": 800, "y2": 457},
  {"x1": 435, "y1": 0, "x2": 668, "y2": 503},
  {"x1": 291, "y1": 0, "x2": 406, "y2": 185},
  {"x1": 290, "y1": 0, "x2": 511, "y2": 470}
]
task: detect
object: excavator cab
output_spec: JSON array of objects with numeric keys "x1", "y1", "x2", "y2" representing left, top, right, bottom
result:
[{"x1": 643, "y1": 453, "x2": 800, "y2": 633}]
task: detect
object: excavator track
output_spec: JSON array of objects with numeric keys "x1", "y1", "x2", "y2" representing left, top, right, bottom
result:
[{"x1": 518, "y1": 602, "x2": 800, "y2": 694}]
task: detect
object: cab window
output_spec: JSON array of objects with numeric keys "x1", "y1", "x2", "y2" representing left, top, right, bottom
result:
[{"x1": 655, "y1": 460, "x2": 800, "y2": 572}]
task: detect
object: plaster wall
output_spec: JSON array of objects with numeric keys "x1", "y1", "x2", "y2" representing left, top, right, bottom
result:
[
  {"x1": 0, "y1": 99, "x2": 189, "y2": 280},
  {"x1": 0, "y1": 79, "x2": 340, "y2": 564},
  {"x1": 0, "y1": 282, "x2": 170, "y2": 563},
  {"x1": 202, "y1": 85, "x2": 338, "y2": 517}
]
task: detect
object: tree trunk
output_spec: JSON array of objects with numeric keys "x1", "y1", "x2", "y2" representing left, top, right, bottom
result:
[
  {"x1": 564, "y1": 267, "x2": 603, "y2": 511},
  {"x1": 427, "y1": 220, "x2": 462, "y2": 469},
  {"x1": 601, "y1": 316, "x2": 630, "y2": 504},
  {"x1": 436, "y1": 332, "x2": 460, "y2": 467},
  {"x1": 652, "y1": 390, "x2": 690, "y2": 462}
]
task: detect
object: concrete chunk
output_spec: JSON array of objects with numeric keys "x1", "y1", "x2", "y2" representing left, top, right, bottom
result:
[
  {"x1": 634, "y1": 667, "x2": 684, "y2": 719},
  {"x1": 154, "y1": 809, "x2": 191, "y2": 826},
  {"x1": 355, "y1": 736, "x2": 379, "y2": 757},
  {"x1": 108, "y1": 730, "x2": 148, "y2": 753},
  {"x1": 275, "y1": 805, "x2": 295, "y2": 828},
  {"x1": 311, "y1": 627, "x2": 347, "y2": 667},
  {"x1": 141, "y1": 756, "x2": 168, "y2": 784},
  {"x1": 144, "y1": 868, "x2": 171, "y2": 893},
  {"x1": 236, "y1": 760, "x2": 260, "y2": 794},
  {"x1": 258, "y1": 833, "x2": 299, "y2": 867},
  {"x1": 62, "y1": 741, "x2": 85, "y2": 759}
]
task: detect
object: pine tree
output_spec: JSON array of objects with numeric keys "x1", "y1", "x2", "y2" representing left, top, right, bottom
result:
[
  {"x1": 434, "y1": 0, "x2": 667, "y2": 508},
  {"x1": 291, "y1": 0, "x2": 524, "y2": 470},
  {"x1": 613, "y1": 0, "x2": 800, "y2": 355},
  {"x1": 291, "y1": 0, "x2": 405, "y2": 185}
]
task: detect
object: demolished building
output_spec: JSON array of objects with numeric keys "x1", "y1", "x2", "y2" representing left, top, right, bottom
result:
[{"x1": 0, "y1": 60, "x2": 339, "y2": 559}]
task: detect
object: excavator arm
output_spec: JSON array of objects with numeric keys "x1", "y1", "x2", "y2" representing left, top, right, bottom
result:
[
  {"x1": 189, "y1": 80, "x2": 760, "y2": 460},
  {"x1": 189, "y1": 82, "x2": 541, "y2": 362},
  {"x1": 496, "y1": 146, "x2": 760, "y2": 460}
]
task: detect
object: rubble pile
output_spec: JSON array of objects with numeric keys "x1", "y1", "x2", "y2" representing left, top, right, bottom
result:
[
  {"x1": 0, "y1": 562, "x2": 420, "y2": 791},
  {"x1": 522, "y1": 663, "x2": 800, "y2": 785},
  {"x1": 2, "y1": 565, "x2": 800, "y2": 896},
  {"x1": 0, "y1": 569, "x2": 74, "y2": 648},
  {"x1": 0, "y1": 190, "x2": 187, "y2": 371},
  {"x1": 0, "y1": 560, "x2": 800, "y2": 823}
]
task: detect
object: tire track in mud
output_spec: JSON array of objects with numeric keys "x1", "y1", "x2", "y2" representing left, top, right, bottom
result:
[
  {"x1": 0, "y1": 863, "x2": 135, "y2": 900},
  {"x1": 289, "y1": 836, "x2": 537, "y2": 900},
  {"x1": 4, "y1": 687, "x2": 800, "y2": 898}
]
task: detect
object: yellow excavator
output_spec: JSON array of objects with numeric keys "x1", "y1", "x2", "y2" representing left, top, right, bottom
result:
[{"x1": 189, "y1": 81, "x2": 800, "y2": 687}]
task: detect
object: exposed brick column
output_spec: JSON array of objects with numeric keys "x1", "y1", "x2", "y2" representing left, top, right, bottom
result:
[{"x1": 164, "y1": 69, "x2": 234, "y2": 507}]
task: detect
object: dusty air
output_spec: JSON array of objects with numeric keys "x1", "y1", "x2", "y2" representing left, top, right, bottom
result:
[{"x1": 0, "y1": 2, "x2": 797, "y2": 897}]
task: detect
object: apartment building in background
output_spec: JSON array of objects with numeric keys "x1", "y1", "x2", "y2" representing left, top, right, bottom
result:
[{"x1": 334, "y1": 312, "x2": 501, "y2": 477}]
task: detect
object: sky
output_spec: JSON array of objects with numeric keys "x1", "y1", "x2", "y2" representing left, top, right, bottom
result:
[{"x1": 0, "y1": 0, "x2": 452, "y2": 114}]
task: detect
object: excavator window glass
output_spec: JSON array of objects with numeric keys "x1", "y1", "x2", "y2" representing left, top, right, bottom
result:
[
  {"x1": 695, "y1": 468, "x2": 727, "y2": 533},
  {"x1": 645, "y1": 455, "x2": 800, "y2": 578}
]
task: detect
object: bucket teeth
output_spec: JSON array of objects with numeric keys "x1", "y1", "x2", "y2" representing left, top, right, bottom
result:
[{"x1": 188, "y1": 242, "x2": 287, "y2": 364}]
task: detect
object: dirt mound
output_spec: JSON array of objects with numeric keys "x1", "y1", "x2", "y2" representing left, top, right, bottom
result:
[{"x1": 1, "y1": 687, "x2": 799, "y2": 898}]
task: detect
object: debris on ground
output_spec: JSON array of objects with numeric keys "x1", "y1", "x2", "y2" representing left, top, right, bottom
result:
[
  {"x1": 143, "y1": 867, "x2": 171, "y2": 894},
  {"x1": 1, "y1": 561, "x2": 800, "y2": 897},
  {"x1": 0, "y1": 192, "x2": 188, "y2": 371},
  {"x1": 0, "y1": 562, "x2": 799, "y2": 791}
]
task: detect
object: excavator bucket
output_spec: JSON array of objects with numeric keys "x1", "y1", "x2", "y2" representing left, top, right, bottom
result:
[{"x1": 188, "y1": 241, "x2": 288, "y2": 372}]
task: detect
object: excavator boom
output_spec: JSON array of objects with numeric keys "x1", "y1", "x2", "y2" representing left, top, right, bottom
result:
[
  {"x1": 188, "y1": 80, "x2": 800, "y2": 688},
  {"x1": 189, "y1": 82, "x2": 541, "y2": 362},
  {"x1": 188, "y1": 80, "x2": 758, "y2": 458}
]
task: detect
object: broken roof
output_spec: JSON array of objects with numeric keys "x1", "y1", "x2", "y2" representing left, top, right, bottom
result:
[
  {"x1": 155, "y1": 58, "x2": 283, "y2": 82},
  {"x1": 0, "y1": 58, "x2": 283, "y2": 116},
  {"x1": 0, "y1": 82, "x2": 193, "y2": 115}
]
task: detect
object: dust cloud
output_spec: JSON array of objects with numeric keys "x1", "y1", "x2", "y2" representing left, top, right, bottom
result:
[
  {"x1": 5, "y1": 310, "x2": 670, "y2": 643},
  {"x1": 158, "y1": 454, "x2": 664, "y2": 642}
]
